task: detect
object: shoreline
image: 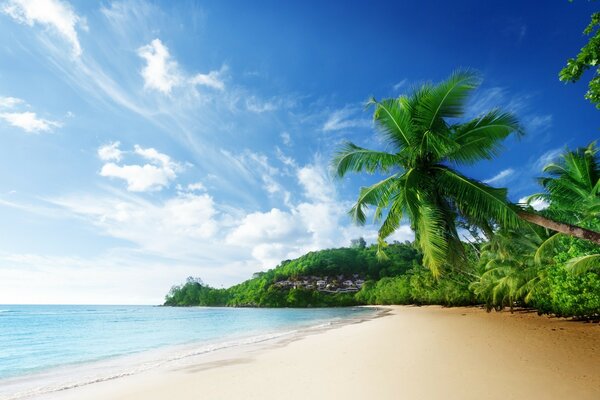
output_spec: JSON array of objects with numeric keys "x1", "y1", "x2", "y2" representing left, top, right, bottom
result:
[
  {"x1": 28, "y1": 305, "x2": 600, "y2": 400},
  {"x1": 1, "y1": 307, "x2": 379, "y2": 400}
]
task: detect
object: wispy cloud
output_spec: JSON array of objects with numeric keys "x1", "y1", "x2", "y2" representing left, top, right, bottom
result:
[
  {"x1": 0, "y1": 111, "x2": 61, "y2": 133},
  {"x1": 280, "y1": 131, "x2": 292, "y2": 146},
  {"x1": 392, "y1": 79, "x2": 408, "y2": 92},
  {"x1": 1, "y1": 0, "x2": 86, "y2": 57},
  {"x1": 503, "y1": 18, "x2": 527, "y2": 44},
  {"x1": 0, "y1": 96, "x2": 24, "y2": 108},
  {"x1": 483, "y1": 168, "x2": 515, "y2": 184},
  {"x1": 467, "y1": 87, "x2": 530, "y2": 117},
  {"x1": 243, "y1": 95, "x2": 298, "y2": 113},
  {"x1": 323, "y1": 107, "x2": 371, "y2": 132},
  {"x1": 189, "y1": 66, "x2": 227, "y2": 91},
  {"x1": 0, "y1": 95, "x2": 62, "y2": 133},
  {"x1": 534, "y1": 147, "x2": 563, "y2": 171},
  {"x1": 524, "y1": 114, "x2": 553, "y2": 133},
  {"x1": 467, "y1": 86, "x2": 553, "y2": 142}
]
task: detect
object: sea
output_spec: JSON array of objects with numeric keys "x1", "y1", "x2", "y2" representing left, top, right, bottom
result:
[{"x1": 0, "y1": 305, "x2": 374, "y2": 399}]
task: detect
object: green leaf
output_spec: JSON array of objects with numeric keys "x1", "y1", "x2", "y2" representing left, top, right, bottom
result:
[
  {"x1": 331, "y1": 142, "x2": 399, "y2": 178},
  {"x1": 565, "y1": 254, "x2": 600, "y2": 274}
]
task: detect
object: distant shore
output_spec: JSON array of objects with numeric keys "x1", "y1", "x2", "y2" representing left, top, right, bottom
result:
[{"x1": 39, "y1": 305, "x2": 599, "y2": 400}]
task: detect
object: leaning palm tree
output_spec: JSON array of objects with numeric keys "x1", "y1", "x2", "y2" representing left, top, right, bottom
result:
[
  {"x1": 332, "y1": 70, "x2": 600, "y2": 275},
  {"x1": 528, "y1": 142, "x2": 600, "y2": 273},
  {"x1": 518, "y1": 141, "x2": 600, "y2": 245},
  {"x1": 528, "y1": 141, "x2": 599, "y2": 225}
]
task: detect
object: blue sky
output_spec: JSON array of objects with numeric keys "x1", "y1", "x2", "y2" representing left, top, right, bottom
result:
[{"x1": 0, "y1": 0, "x2": 598, "y2": 304}]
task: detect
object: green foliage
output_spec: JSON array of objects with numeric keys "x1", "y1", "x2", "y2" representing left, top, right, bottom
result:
[
  {"x1": 470, "y1": 143, "x2": 600, "y2": 318},
  {"x1": 357, "y1": 267, "x2": 476, "y2": 306},
  {"x1": 531, "y1": 263, "x2": 600, "y2": 319},
  {"x1": 559, "y1": 12, "x2": 600, "y2": 108},
  {"x1": 527, "y1": 141, "x2": 599, "y2": 224},
  {"x1": 165, "y1": 242, "x2": 421, "y2": 307},
  {"x1": 164, "y1": 277, "x2": 229, "y2": 306},
  {"x1": 332, "y1": 70, "x2": 523, "y2": 275}
]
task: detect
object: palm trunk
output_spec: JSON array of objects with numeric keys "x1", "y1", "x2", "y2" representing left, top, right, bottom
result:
[{"x1": 517, "y1": 211, "x2": 600, "y2": 245}]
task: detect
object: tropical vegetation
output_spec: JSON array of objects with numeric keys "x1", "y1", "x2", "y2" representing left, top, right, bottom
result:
[
  {"x1": 166, "y1": 72, "x2": 599, "y2": 320},
  {"x1": 332, "y1": 71, "x2": 599, "y2": 280},
  {"x1": 560, "y1": 9, "x2": 600, "y2": 108}
]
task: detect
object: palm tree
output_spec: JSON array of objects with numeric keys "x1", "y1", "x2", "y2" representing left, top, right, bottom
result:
[
  {"x1": 528, "y1": 142, "x2": 600, "y2": 273},
  {"x1": 514, "y1": 142, "x2": 600, "y2": 244},
  {"x1": 528, "y1": 141, "x2": 599, "y2": 225},
  {"x1": 332, "y1": 70, "x2": 600, "y2": 275},
  {"x1": 471, "y1": 228, "x2": 548, "y2": 312}
]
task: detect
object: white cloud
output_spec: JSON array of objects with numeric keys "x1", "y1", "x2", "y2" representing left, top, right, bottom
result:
[
  {"x1": 393, "y1": 79, "x2": 407, "y2": 91},
  {"x1": 98, "y1": 141, "x2": 123, "y2": 162},
  {"x1": 297, "y1": 164, "x2": 334, "y2": 202},
  {"x1": 238, "y1": 94, "x2": 297, "y2": 114},
  {"x1": 226, "y1": 208, "x2": 300, "y2": 245},
  {"x1": 187, "y1": 182, "x2": 206, "y2": 192},
  {"x1": 280, "y1": 131, "x2": 292, "y2": 146},
  {"x1": 100, "y1": 163, "x2": 175, "y2": 192},
  {"x1": 51, "y1": 191, "x2": 219, "y2": 255},
  {"x1": 138, "y1": 38, "x2": 226, "y2": 95},
  {"x1": 519, "y1": 196, "x2": 549, "y2": 211},
  {"x1": 387, "y1": 225, "x2": 415, "y2": 243},
  {"x1": 0, "y1": 96, "x2": 24, "y2": 108},
  {"x1": 137, "y1": 38, "x2": 181, "y2": 94},
  {"x1": 0, "y1": 111, "x2": 61, "y2": 133},
  {"x1": 1, "y1": 0, "x2": 85, "y2": 57},
  {"x1": 99, "y1": 144, "x2": 182, "y2": 191},
  {"x1": 189, "y1": 66, "x2": 226, "y2": 91},
  {"x1": 275, "y1": 147, "x2": 296, "y2": 168},
  {"x1": 323, "y1": 107, "x2": 371, "y2": 132},
  {"x1": 0, "y1": 96, "x2": 62, "y2": 133},
  {"x1": 535, "y1": 148, "x2": 562, "y2": 170},
  {"x1": 245, "y1": 97, "x2": 278, "y2": 113},
  {"x1": 483, "y1": 168, "x2": 515, "y2": 185}
]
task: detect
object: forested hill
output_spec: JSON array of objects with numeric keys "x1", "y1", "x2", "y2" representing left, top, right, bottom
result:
[{"x1": 164, "y1": 241, "x2": 427, "y2": 307}]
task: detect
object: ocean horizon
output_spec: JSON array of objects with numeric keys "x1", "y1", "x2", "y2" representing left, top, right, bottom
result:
[{"x1": 0, "y1": 305, "x2": 374, "y2": 399}]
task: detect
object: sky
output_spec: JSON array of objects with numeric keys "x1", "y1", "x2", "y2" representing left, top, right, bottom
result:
[{"x1": 0, "y1": 0, "x2": 598, "y2": 304}]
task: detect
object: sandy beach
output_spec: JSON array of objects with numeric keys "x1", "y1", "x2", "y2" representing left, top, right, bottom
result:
[{"x1": 42, "y1": 306, "x2": 600, "y2": 400}]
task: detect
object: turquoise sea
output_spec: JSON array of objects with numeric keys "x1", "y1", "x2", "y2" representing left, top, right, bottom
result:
[{"x1": 0, "y1": 305, "x2": 373, "y2": 399}]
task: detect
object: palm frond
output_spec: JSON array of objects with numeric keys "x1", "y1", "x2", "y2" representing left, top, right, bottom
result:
[
  {"x1": 348, "y1": 174, "x2": 399, "y2": 225},
  {"x1": 447, "y1": 110, "x2": 523, "y2": 164},
  {"x1": 534, "y1": 233, "x2": 563, "y2": 265},
  {"x1": 435, "y1": 166, "x2": 521, "y2": 228},
  {"x1": 370, "y1": 97, "x2": 414, "y2": 150},
  {"x1": 414, "y1": 69, "x2": 481, "y2": 131},
  {"x1": 565, "y1": 254, "x2": 600, "y2": 274},
  {"x1": 377, "y1": 193, "x2": 406, "y2": 240},
  {"x1": 415, "y1": 201, "x2": 448, "y2": 277},
  {"x1": 331, "y1": 142, "x2": 399, "y2": 178}
]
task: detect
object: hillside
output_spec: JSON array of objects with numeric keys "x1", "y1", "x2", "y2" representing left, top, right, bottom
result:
[{"x1": 164, "y1": 241, "x2": 477, "y2": 307}]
